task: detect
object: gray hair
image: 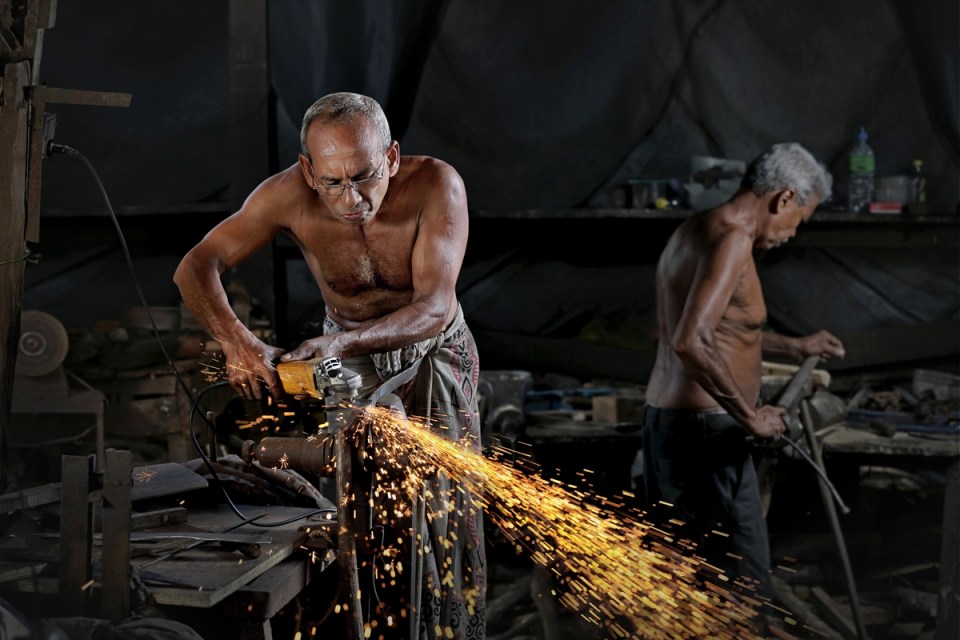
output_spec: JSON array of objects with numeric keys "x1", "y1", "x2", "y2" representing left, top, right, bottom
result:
[
  {"x1": 741, "y1": 142, "x2": 833, "y2": 205},
  {"x1": 300, "y1": 92, "x2": 391, "y2": 160}
]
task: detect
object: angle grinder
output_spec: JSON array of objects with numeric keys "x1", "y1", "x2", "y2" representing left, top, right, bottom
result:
[{"x1": 276, "y1": 356, "x2": 362, "y2": 404}]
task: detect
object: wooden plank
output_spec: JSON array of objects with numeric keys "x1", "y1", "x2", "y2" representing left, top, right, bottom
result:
[
  {"x1": 137, "y1": 528, "x2": 307, "y2": 608},
  {"x1": 38, "y1": 0, "x2": 57, "y2": 29},
  {"x1": 0, "y1": 561, "x2": 49, "y2": 583},
  {"x1": 9, "y1": 575, "x2": 58, "y2": 594},
  {"x1": 25, "y1": 75, "x2": 46, "y2": 242},
  {"x1": 1, "y1": 461, "x2": 205, "y2": 516},
  {"x1": 0, "y1": 61, "x2": 30, "y2": 493},
  {"x1": 133, "y1": 505, "x2": 316, "y2": 608},
  {"x1": 101, "y1": 449, "x2": 133, "y2": 621},
  {"x1": 216, "y1": 556, "x2": 314, "y2": 620},
  {"x1": 59, "y1": 454, "x2": 95, "y2": 614},
  {"x1": 31, "y1": 86, "x2": 132, "y2": 108},
  {"x1": 0, "y1": 482, "x2": 61, "y2": 513},
  {"x1": 821, "y1": 426, "x2": 960, "y2": 458}
]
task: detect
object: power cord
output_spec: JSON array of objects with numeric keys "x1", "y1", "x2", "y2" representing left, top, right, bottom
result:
[
  {"x1": 49, "y1": 142, "x2": 333, "y2": 527},
  {"x1": 189, "y1": 380, "x2": 334, "y2": 526},
  {"x1": 779, "y1": 437, "x2": 850, "y2": 514}
]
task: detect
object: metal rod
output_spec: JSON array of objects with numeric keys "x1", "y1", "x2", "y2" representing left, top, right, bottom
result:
[
  {"x1": 800, "y1": 399, "x2": 869, "y2": 640},
  {"x1": 336, "y1": 429, "x2": 365, "y2": 639},
  {"x1": 410, "y1": 486, "x2": 426, "y2": 640}
]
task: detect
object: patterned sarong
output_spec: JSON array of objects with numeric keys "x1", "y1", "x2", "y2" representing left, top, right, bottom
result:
[{"x1": 325, "y1": 304, "x2": 487, "y2": 639}]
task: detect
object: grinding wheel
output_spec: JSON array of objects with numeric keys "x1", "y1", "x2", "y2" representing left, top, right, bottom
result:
[{"x1": 17, "y1": 310, "x2": 69, "y2": 377}]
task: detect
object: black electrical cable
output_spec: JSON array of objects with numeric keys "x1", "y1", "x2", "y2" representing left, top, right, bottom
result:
[
  {"x1": 49, "y1": 143, "x2": 199, "y2": 407},
  {"x1": 51, "y1": 143, "x2": 334, "y2": 527},
  {"x1": 780, "y1": 436, "x2": 850, "y2": 514},
  {"x1": 189, "y1": 380, "x2": 335, "y2": 526}
]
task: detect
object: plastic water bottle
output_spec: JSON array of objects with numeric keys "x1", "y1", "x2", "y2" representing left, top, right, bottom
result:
[
  {"x1": 847, "y1": 126, "x2": 875, "y2": 213},
  {"x1": 910, "y1": 159, "x2": 926, "y2": 204}
]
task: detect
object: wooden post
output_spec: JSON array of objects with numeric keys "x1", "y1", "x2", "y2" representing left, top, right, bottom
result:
[
  {"x1": 59, "y1": 453, "x2": 96, "y2": 615},
  {"x1": 0, "y1": 60, "x2": 31, "y2": 493},
  {"x1": 101, "y1": 449, "x2": 133, "y2": 622},
  {"x1": 0, "y1": 3, "x2": 57, "y2": 481},
  {"x1": 228, "y1": 0, "x2": 275, "y2": 327}
]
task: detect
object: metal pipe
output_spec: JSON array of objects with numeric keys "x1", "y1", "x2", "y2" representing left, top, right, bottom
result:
[
  {"x1": 243, "y1": 434, "x2": 337, "y2": 476},
  {"x1": 336, "y1": 429, "x2": 365, "y2": 639}
]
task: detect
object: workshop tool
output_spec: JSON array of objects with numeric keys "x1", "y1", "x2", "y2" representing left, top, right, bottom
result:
[
  {"x1": 476, "y1": 370, "x2": 532, "y2": 447},
  {"x1": 772, "y1": 355, "x2": 822, "y2": 440},
  {"x1": 766, "y1": 357, "x2": 868, "y2": 639},
  {"x1": 243, "y1": 360, "x2": 424, "y2": 640},
  {"x1": 241, "y1": 358, "x2": 419, "y2": 640},
  {"x1": 757, "y1": 356, "x2": 851, "y2": 514},
  {"x1": 12, "y1": 310, "x2": 107, "y2": 468},
  {"x1": 276, "y1": 356, "x2": 363, "y2": 402}
]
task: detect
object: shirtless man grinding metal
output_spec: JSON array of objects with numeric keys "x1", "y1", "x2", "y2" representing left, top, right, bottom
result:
[
  {"x1": 641, "y1": 142, "x2": 846, "y2": 605},
  {"x1": 174, "y1": 92, "x2": 485, "y2": 639}
]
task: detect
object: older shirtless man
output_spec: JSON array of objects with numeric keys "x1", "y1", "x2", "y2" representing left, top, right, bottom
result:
[
  {"x1": 174, "y1": 92, "x2": 485, "y2": 639},
  {"x1": 642, "y1": 143, "x2": 845, "y2": 601}
]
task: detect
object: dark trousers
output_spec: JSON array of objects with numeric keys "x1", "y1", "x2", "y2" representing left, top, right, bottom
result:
[{"x1": 642, "y1": 405, "x2": 772, "y2": 597}]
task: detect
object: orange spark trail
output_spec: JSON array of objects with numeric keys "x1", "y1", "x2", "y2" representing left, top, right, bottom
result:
[{"x1": 361, "y1": 407, "x2": 763, "y2": 639}]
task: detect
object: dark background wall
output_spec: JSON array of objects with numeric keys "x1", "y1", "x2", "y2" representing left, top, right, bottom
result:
[{"x1": 23, "y1": 0, "x2": 960, "y2": 382}]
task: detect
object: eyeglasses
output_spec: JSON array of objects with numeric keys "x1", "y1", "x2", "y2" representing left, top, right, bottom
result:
[{"x1": 312, "y1": 155, "x2": 387, "y2": 197}]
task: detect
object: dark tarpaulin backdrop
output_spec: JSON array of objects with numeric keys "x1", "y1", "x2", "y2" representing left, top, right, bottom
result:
[{"x1": 26, "y1": 0, "x2": 960, "y2": 374}]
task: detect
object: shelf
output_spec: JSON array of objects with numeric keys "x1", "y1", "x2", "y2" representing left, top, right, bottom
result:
[
  {"x1": 41, "y1": 201, "x2": 233, "y2": 217},
  {"x1": 470, "y1": 208, "x2": 958, "y2": 224}
]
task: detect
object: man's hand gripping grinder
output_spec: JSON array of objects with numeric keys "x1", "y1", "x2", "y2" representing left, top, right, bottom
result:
[
  {"x1": 276, "y1": 356, "x2": 363, "y2": 408},
  {"x1": 245, "y1": 357, "x2": 367, "y2": 474}
]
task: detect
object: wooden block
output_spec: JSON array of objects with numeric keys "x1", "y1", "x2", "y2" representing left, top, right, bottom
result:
[
  {"x1": 0, "y1": 482, "x2": 61, "y2": 513},
  {"x1": 761, "y1": 361, "x2": 831, "y2": 388},
  {"x1": 592, "y1": 394, "x2": 645, "y2": 424}
]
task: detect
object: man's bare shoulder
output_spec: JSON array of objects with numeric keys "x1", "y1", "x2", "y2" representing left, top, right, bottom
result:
[
  {"x1": 397, "y1": 155, "x2": 463, "y2": 188},
  {"x1": 257, "y1": 163, "x2": 311, "y2": 198},
  {"x1": 700, "y1": 204, "x2": 755, "y2": 250},
  {"x1": 242, "y1": 164, "x2": 313, "y2": 221},
  {"x1": 391, "y1": 156, "x2": 467, "y2": 221}
]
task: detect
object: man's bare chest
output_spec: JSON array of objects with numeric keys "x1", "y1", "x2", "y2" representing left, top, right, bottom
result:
[
  {"x1": 727, "y1": 265, "x2": 767, "y2": 327},
  {"x1": 297, "y1": 223, "x2": 417, "y2": 297}
]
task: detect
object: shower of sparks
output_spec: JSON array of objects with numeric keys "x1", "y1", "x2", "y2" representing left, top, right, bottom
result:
[
  {"x1": 134, "y1": 468, "x2": 158, "y2": 483},
  {"x1": 199, "y1": 351, "x2": 228, "y2": 382},
  {"x1": 346, "y1": 406, "x2": 765, "y2": 640},
  {"x1": 237, "y1": 414, "x2": 281, "y2": 430},
  {"x1": 197, "y1": 349, "x2": 768, "y2": 636}
]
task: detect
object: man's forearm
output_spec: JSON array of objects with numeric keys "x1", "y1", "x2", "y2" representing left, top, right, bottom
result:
[
  {"x1": 761, "y1": 330, "x2": 799, "y2": 360},
  {"x1": 175, "y1": 261, "x2": 253, "y2": 348},
  {"x1": 335, "y1": 301, "x2": 447, "y2": 358}
]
